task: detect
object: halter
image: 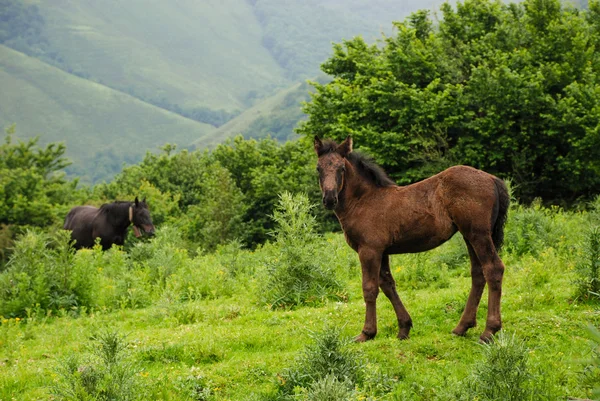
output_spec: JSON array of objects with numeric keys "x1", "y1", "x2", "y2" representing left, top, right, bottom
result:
[{"x1": 129, "y1": 205, "x2": 133, "y2": 223}]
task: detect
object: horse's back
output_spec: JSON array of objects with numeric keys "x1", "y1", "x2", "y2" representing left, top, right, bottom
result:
[
  {"x1": 64, "y1": 206, "x2": 100, "y2": 248},
  {"x1": 435, "y1": 165, "x2": 500, "y2": 203},
  {"x1": 64, "y1": 206, "x2": 98, "y2": 229}
]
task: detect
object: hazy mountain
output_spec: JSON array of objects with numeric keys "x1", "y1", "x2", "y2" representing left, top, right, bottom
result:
[{"x1": 0, "y1": 44, "x2": 215, "y2": 183}]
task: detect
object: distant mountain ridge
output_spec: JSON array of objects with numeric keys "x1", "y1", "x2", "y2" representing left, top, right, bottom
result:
[{"x1": 0, "y1": 44, "x2": 215, "y2": 183}]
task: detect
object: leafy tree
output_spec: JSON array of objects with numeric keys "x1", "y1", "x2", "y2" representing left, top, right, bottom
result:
[
  {"x1": 0, "y1": 126, "x2": 77, "y2": 227},
  {"x1": 298, "y1": 0, "x2": 600, "y2": 201},
  {"x1": 212, "y1": 136, "x2": 336, "y2": 246},
  {"x1": 0, "y1": 126, "x2": 82, "y2": 263},
  {"x1": 96, "y1": 145, "x2": 246, "y2": 251}
]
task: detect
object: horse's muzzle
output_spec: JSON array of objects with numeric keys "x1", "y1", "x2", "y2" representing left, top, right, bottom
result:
[
  {"x1": 142, "y1": 224, "x2": 155, "y2": 236},
  {"x1": 322, "y1": 192, "x2": 338, "y2": 210}
]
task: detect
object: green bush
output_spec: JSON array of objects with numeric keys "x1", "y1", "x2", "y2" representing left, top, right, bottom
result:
[
  {"x1": 50, "y1": 329, "x2": 142, "y2": 401},
  {"x1": 300, "y1": 374, "x2": 356, "y2": 401},
  {"x1": 277, "y1": 325, "x2": 396, "y2": 399},
  {"x1": 504, "y1": 201, "x2": 560, "y2": 257},
  {"x1": 449, "y1": 332, "x2": 560, "y2": 401},
  {"x1": 465, "y1": 332, "x2": 532, "y2": 400},
  {"x1": 574, "y1": 226, "x2": 600, "y2": 301},
  {"x1": 0, "y1": 230, "x2": 91, "y2": 317},
  {"x1": 278, "y1": 326, "x2": 363, "y2": 396},
  {"x1": 259, "y1": 192, "x2": 346, "y2": 309}
]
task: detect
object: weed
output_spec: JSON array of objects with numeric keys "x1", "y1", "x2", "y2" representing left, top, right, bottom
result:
[
  {"x1": 301, "y1": 374, "x2": 356, "y2": 401},
  {"x1": 278, "y1": 325, "x2": 363, "y2": 395},
  {"x1": 574, "y1": 226, "x2": 600, "y2": 302},
  {"x1": 51, "y1": 329, "x2": 141, "y2": 400},
  {"x1": 260, "y1": 192, "x2": 345, "y2": 309}
]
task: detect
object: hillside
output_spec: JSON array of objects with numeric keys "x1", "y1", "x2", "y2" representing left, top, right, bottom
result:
[
  {"x1": 192, "y1": 80, "x2": 317, "y2": 148},
  {"x1": 0, "y1": 44, "x2": 215, "y2": 183},
  {"x1": 31, "y1": 0, "x2": 286, "y2": 113},
  {"x1": 252, "y1": 0, "x2": 448, "y2": 79}
]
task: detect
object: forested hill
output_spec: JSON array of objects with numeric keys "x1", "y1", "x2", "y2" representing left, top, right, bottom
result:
[{"x1": 0, "y1": 0, "x2": 447, "y2": 182}]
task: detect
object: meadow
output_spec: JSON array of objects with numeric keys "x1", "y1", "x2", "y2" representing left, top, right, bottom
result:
[{"x1": 0, "y1": 193, "x2": 599, "y2": 400}]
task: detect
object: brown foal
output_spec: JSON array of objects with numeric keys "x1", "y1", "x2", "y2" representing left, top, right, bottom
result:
[{"x1": 314, "y1": 136, "x2": 509, "y2": 343}]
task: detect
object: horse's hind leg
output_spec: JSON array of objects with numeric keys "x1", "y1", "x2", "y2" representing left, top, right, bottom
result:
[
  {"x1": 467, "y1": 234, "x2": 505, "y2": 343},
  {"x1": 379, "y1": 254, "x2": 413, "y2": 339},
  {"x1": 452, "y1": 240, "x2": 486, "y2": 336}
]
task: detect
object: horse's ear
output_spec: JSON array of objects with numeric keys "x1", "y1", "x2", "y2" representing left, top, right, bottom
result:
[
  {"x1": 337, "y1": 136, "x2": 353, "y2": 158},
  {"x1": 135, "y1": 197, "x2": 139, "y2": 206},
  {"x1": 314, "y1": 136, "x2": 323, "y2": 155},
  {"x1": 143, "y1": 197, "x2": 146, "y2": 203}
]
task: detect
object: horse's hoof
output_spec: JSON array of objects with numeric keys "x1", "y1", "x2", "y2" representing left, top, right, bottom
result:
[
  {"x1": 398, "y1": 328, "x2": 410, "y2": 340},
  {"x1": 451, "y1": 328, "x2": 466, "y2": 337},
  {"x1": 479, "y1": 331, "x2": 495, "y2": 344},
  {"x1": 354, "y1": 331, "x2": 376, "y2": 342},
  {"x1": 452, "y1": 321, "x2": 476, "y2": 337}
]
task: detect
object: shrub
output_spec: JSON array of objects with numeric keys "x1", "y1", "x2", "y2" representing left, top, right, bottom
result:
[
  {"x1": 300, "y1": 374, "x2": 356, "y2": 401},
  {"x1": 504, "y1": 201, "x2": 557, "y2": 257},
  {"x1": 0, "y1": 229, "x2": 95, "y2": 317},
  {"x1": 259, "y1": 192, "x2": 345, "y2": 309},
  {"x1": 466, "y1": 332, "x2": 532, "y2": 400},
  {"x1": 452, "y1": 332, "x2": 560, "y2": 401},
  {"x1": 574, "y1": 227, "x2": 600, "y2": 302},
  {"x1": 278, "y1": 326, "x2": 363, "y2": 396},
  {"x1": 277, "y1": 325, "x2": 396, "y2": 399},
  {"x1": 50, "y1": 329, "x2": 141, "y2": 401}
]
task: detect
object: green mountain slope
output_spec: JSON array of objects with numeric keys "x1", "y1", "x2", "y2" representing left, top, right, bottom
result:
[
  {"x1": 34, "y1": 0, "x2": 287, "y2": 112},
  {"x1": 193, "y1": 81, "x2": 315, "y2": 148},
  {"x1": 0, "y1": 44, "x2": 216, "y2": 183},
  {"x1": 252, "y1": 0, "x2": 448, "y2": 79}
]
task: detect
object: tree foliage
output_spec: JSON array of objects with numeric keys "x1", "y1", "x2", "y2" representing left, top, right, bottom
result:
[
  {"x1": 298, "y1": 0, "x2": 600, "y2": 201},
  {"x1": 0, "y1": 126, "x2": 78, "y2": 228}
]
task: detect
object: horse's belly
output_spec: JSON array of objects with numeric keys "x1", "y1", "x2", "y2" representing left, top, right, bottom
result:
[
  {"x1": 386, "y1": 236, "x2": 451, "y2": 254},
  {"x1": 387, "y1": 222, "x2": 457, "y2": 254}
]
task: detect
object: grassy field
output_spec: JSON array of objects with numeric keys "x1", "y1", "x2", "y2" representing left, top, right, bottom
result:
[{"x1": 0, "y1": 198, "x2": 599, "y2": 400}]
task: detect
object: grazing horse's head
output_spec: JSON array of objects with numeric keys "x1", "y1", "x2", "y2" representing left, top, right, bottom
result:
[
  {"x1": 130, "y1": 197, "x2": 155, "y2": 237},
  {"x1": 314, "y1": 136, "x2": 353, "y2": 210}
]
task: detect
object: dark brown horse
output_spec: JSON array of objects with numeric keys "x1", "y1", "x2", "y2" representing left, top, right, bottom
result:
[
  {"x1": 314, "y1": 136, "x2": 509, "y2": 343},
  {"x1": 64, "y1": 197, "x2": 155, "y2": 250}
]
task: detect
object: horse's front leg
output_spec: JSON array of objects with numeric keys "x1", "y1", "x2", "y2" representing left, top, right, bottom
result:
[
  {"x1": 355, "y1": 248, "x2": 382, "y2": 342},
  {"x1": 379, "y1": 254, "x2": 413, "y2": 339}
]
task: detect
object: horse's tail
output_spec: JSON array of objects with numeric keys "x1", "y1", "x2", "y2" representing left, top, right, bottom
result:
[{"x1": 492, "y1": 177, "x2": 510, "y2": 252}]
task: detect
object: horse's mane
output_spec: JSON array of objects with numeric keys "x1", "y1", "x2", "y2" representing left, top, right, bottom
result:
[
  {"x1": 316, "y1": 139, "x2": 338, "y2": 156},
  {"x1": 347, "y1": 151, "x2": 396, "y2": 187},
  {"x1": 99, "y1": 201, "x2": 131, "y2": 217},
  {"x1": 320, "y1": 139, "x2": 395, "y2": 187}
]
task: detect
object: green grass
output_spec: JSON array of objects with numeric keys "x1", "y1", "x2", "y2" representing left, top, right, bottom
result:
[
  {"x1": 0, "y1": 44, "x2": 216, "y2": 183},
  {"x1": 1, "y1": 204, "x2": 599, "y2": 400}
]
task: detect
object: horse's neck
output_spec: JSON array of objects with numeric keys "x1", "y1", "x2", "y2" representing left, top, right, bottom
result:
[
  {"x1": 335, "y1": 161, "x2": 377, "y2": 219},
  {"x1": 107, "y1": 204, "x2": 131, "y2": 228}
]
